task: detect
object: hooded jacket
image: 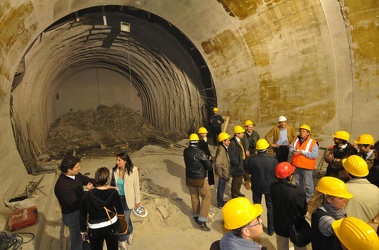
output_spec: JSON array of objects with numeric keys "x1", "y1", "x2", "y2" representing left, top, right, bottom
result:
[{"x1": 79, "y1": 188, "x2": 123, "y2": 231}]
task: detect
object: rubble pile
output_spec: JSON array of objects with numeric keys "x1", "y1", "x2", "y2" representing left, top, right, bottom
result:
[{"x1": 46, "y1": 104, "x2": 161, "y2": 158}]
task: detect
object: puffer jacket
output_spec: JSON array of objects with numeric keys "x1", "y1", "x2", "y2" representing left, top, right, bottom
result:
[{"x1": 183, "y1": 144, "x2": 213, "y2": 180}]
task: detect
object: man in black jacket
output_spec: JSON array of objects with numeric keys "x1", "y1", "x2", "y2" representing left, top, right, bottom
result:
[
  {"x1": 228, "y1": 125, "x2": 246, "y2": 198},
  {"x1": 55, "y1": 156, "x2": 94, "y2": 250},
  {"x1": 271, "y1": 162, "x2": 307, "y2": 250},
  {"x1": 324, "y1": 130, "x2": 357, "y2": 182},
  {"x1": 246, "y1": 139, "x2": 278, "y2": 236},
  {"x1": 183, "y1": 133, "x2": 213, "y2": 231}
]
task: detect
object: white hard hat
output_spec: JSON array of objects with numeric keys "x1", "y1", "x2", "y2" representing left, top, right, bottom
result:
[{"x1": 278, "y1": 116, "x2": 287, "y2": 122}]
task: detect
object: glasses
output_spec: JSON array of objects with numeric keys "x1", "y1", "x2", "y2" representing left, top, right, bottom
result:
[{"x1": 245, "y1": 216, "x2": 261, "y2": 228}]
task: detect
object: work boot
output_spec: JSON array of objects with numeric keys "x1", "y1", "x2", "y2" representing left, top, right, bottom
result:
[
  {"x1": 118, "y1": 240, "x2": 128, "y2": 250},
  {"x1": 197, "y1": 221, "x2": 211, "y2": 231},
  {"x1": 245, "y1": 180, "x2": 251, "y2": 190}
]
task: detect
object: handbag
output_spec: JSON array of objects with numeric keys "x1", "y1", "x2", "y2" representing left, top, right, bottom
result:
[
  {"x1": 117, "y1": 214, "x2": 128, "y2": 235},
  {"x1": 104, "y1": 207, "x2": 128, "y2": 235},
  {"x1": 289, "y1": 216, "x2": 311, "y2": 247}
]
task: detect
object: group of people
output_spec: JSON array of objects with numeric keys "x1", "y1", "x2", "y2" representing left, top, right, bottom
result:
[
  {"x1": 214, "y1": 154, "x2": 379, "y2": 250},
  {"x1": 185, "y1": 109, "x2": 379, "y2": 249},
  {"x1": 54, "y1": 152, "x2": 147, "y2": 250}
]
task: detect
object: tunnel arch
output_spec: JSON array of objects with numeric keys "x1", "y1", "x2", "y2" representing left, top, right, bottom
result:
[{"x1": 10, "y1": 5, "x2": 217, "y2": 171}]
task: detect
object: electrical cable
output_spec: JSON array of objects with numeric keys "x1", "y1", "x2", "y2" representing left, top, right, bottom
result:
[{"x1": 0, "y1": 231, "x2": 35, "y2": 250}]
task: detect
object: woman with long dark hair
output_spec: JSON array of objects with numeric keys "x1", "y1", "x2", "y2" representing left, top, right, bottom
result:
[{"x1": 111, "y1": 152, "x2": 147, "y2": 250}]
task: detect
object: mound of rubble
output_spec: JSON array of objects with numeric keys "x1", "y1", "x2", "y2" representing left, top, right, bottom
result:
[{"x1": 45, "y1": 104, "x2": 177, "y2": 158}]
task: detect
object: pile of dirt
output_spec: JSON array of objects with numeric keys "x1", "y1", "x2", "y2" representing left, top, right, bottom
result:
[{"x1": 45, "y1": 104, "x2": 182, "y2": 158}]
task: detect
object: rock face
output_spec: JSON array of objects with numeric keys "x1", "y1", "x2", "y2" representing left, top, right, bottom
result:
[{"x1": 45, "y1": 104, "x2": 162, "y2": 158}]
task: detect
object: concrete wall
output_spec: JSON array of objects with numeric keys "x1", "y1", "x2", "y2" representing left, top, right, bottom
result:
[{"x1": 1, "y1": 0, "x2": 379, "y2": 203}]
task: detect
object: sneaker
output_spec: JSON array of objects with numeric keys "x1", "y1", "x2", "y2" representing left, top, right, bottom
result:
[
  {"x1": 133, "y1": 205, "x2": 148, "y2": 218},
  {"x1": 197, "y1": 221, "x2": 211, "y2": 231},
  {"x1": 118, "y1": 241, "x2": 128, "y2": 250},
  {"x1": 126, "y1": 233, "x2": 133, "y2": 245}
]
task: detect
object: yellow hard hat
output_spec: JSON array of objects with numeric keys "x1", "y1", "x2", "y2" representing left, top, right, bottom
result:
[
  {"x1": 222, "y1": 197, "x2": 263, "y2": 230},
  {"x1": 256, "y1": 139, "x2": 270, "y2": 151},
  {"x1": 332, "y1": 217, "x2": 379, "y2": 250},
  {"x1": 354, "y1": 134, "x2": 375, "y2": 145},
  {"x1": 299, "y1": 124, "x2": 311, "y2": 132},
  {"x1": 315, "y1": 176, "x2": 353, "y2": 199},
  {"x1": 189, "y1": 133, "x2": 199, "y2": 141},
  {"x1": 233, "y1": 125, "x2": 245, "y2": 134},
  {"x1": 244, "y1": 120, "x2": 254, "y2": 126},
  {"x1": 198, "y1": 127, "x2": 208, "y2": 134},
  {"x1": 333, "y1": 131, "x2": 350, "y2": 141},
  {"x1": 342, "y1": 155, "x2": 369, "y2": 177},
  {"x1": 213, "y1": 107, "x2": 219, "y2": 112},
  {"x1": 218, "y1": 132, "x2": 231, "y2": 142}
]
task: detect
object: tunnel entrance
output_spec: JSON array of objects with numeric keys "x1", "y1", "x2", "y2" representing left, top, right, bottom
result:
[{"x1": 10, "y1": 5, "x2": 217, "y2": 174}]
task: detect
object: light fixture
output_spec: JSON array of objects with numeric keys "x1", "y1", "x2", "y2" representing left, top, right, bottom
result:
[{"x1": 120, "y1": 22, "x2": 131, "y2": 32}]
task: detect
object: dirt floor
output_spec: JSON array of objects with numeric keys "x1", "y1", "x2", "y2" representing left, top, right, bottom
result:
[{"x1": 2, "y1": 105, "x2": 313, "y2": 249}]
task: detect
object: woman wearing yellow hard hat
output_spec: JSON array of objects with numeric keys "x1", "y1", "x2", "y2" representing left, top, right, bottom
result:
[
  {"x1": 308, "y1": 176, "x2": 353, "y2": 250},
  {"x1": 219, "y1": 197, "x2": 264, "y2": 249}
]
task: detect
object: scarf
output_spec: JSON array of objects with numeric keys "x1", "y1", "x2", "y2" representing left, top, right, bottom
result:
[{"x1": 323, "y1": 202, "x2": 346, "y2": 220}]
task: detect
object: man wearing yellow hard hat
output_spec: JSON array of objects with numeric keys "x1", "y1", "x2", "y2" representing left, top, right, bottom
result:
[
  {"x1": 183, "y1": 133, "x2": 213, "y2": 231},
  {"x1": 208, "y1": 107, "x2": 224, "y2": 146},
  {"x1": 355, "y1": 134, "x2": 376, "y2": 169},
  {"x1": 324, "y1": 130, "x2": 357, "y2": 182},
  {"x1": 229, "y1": 125, "x2": 246, "y2": 198},
  {"x1": 241, "y1": 119, "x2": 260, "y2": 190},
  {"x1": 290, "y1": 124, "x2": 319, "y2": 201},
  {"x1": 219, "y1": 197, "x2": 265, "y2": 249},
  {"x1": 342, "y1": 155, "x2": 379, "y2": 222}
]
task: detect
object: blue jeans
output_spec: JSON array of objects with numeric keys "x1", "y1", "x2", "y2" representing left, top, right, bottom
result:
[
  {"x1": 62, "y1": 210, "x2": 83, "y2": 250},
  {"x1": 217, "y1": 177, "x2": 228, "y2": 207},
  {"x1": 295, "y1": 167, "x2": 314, "y2": 201},
  {"x1": 252, "y1": 192, "x2": 274, "y2": 233},
  {"x1": 118, "y1": 195, "x2": 133, "y2": 242}
]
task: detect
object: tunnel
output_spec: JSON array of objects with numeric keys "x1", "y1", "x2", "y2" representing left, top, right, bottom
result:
[
  {"x1": 10, "y1": 5, "x2": 216, "y2": 172},
  {"x1": 1, "y1": 0, "x2": 379, "y2": 224}
]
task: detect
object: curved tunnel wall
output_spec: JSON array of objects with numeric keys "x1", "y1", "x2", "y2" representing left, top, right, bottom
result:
[
  {"x1": 12, "y1": 10, "x2": 210, "y2": 152},
  {"x1": 1, "y1": 0, "x2": 379, "y2": 198}
]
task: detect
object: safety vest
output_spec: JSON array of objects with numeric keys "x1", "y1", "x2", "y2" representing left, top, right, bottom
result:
[{"x1": 291, "y1": 136, "x2": 317, "y2": 170}]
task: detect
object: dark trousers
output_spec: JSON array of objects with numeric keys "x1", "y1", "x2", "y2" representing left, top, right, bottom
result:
[
  {"x1": 231, "y1": 175, "x2": 243, "y2": 198},
  {"x1": 210, "y1": 127, "x2": 221, "y2": 146},
  {"x1": 253, "y1": 192, "x2": 274, "y2": 233},
  {"x1": 208, "y1": 169, "x2": 215, "y2": 186},
  {"x1": 88, "y1": 221, "x2": 119, "y2": 250},
  {"x1": 276, "y1": 146, "x2": 289, "y2": 162},
  {"x1": 217, "y1": 177, "x2": 228, "y2": 206}
]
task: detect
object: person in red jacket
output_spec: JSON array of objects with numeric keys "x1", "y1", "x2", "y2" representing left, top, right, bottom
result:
[{"x1": 290, "y1": 124, "x2": 319, "y2": 202}]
